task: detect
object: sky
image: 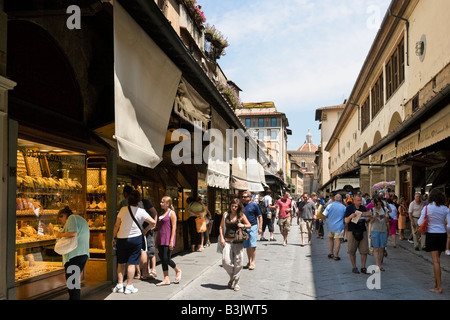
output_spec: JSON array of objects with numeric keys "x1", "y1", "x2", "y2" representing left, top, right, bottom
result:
[{"x1": 199, "y1": 0, "x2": 391, "y2": 150}]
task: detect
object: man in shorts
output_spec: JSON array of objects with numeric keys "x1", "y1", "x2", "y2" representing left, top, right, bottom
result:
[
  {"x1": 241, "y1": 191, "x2": 262, "y2": 270},
  {"x1": 297, "y1": 192, "x2": 316, "y2": 246},
  {"x1": 322, "y1": 194, "x2": 346, "y2": 260},
  {"x1": 276, "y1": 191, "x2": 293, "y2": 246},
  {"x1": 344, "y1": 195, "x2": 370, "y2": 274}
]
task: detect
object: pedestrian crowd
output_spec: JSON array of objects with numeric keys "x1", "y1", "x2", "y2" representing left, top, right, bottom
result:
[{"x1": 105, "y1": 184, "x2": 450, "y2": 296}]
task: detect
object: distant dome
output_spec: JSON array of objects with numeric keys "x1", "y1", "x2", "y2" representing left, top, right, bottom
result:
[{"x1": 297, "y1": 129, "x2": 318, "y2": 152}]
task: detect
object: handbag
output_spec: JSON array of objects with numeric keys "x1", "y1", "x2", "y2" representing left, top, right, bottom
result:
[
  {"x1": 196, "y1": 216, "x2": 207, "y2": 233},
  {"x1": 234, "y1": 226, "x2": 249, "y2": 243},
  {"x1": 128, "y1": 206, "x2": 147, "y2": 251},
  {"x1": 418, "y1": 205, "x2": 428, "y2": 235},
  {"x1": 54, "y1": 235, "x2": 78, "y2": 255}
]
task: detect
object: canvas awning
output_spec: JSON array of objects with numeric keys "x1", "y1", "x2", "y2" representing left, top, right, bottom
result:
[
  {"x1": 114, "y1": 2, "x2": 182, "y2": 169},
  {"x1": 397, "y1": 130, "x2": 420, "y2": 158},
  {"x1": 206, "y1": 108, "x2": 230, "y2": 189},
  {"x1": 418, "y1": 106, "x2": 450, "y2": 150}
]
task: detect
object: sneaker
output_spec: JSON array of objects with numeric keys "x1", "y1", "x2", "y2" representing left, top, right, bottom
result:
[
  {"x1": 124, "y1": 285, "x2": 138, "y2": 294},
  {"x1": 112, "y1": 284, "x2": 124, "y2": 293},
  {"x1": 445, "y1": 250, "x2": 450, "y2": 256}
]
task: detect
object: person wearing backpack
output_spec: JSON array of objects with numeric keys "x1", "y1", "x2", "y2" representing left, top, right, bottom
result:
[{"x1": 260, "y1": 191, "x2": 276, "y2": 241}]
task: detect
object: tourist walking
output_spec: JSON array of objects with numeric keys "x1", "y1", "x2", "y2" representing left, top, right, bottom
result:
[
  {"x1": 219, "y1": 198, "x2": 252, "y2": 291},
  {"x1": 276, "y1": 191, "x2": 293, "y2": 246},
  {"x1": 112, "y1": 190, "x2": 156, "y2": 294},
  {"x1": 56, "y1": 206, "x2": 90, "y2": 300},
  {"x1": 370, "y1": 197, "x2": 390, "y2": 271},
  {"x1": 322, "y1": 194, "x2": 346, "y2": 260},
  {"x1": 418, "y1": 189, "x2": 450, "y2": 294},
  {"x1": 261, "y1": 190, "x2": 276, "y2": 241},
  {"x1": 387, "y1": 198, "x2": 398, "y2": 248},
  {"x1": 241, "y1": 191, "x2": 263, "y2": 270},
  {"x1": 186, "y1": 196, "x2": 206, "y2": 252},
  {"x1": 315, "y1": 197, "x2": 324, "y2": 239},
  {"x1": 409, "y1": 193, "x2": 426, "y2": 250},
  {"x1": 297, "y1": 192, "x2": 316, "y2": 246},
  {"x1": 156, "y1": 196, "x2": 182, "y2": 286},
  {"x1": 398, "y1": 197, "x2": 408, "y2": 240},
  {"x1": 344, "y1": 195, "x2": 370, "y2": 274}
]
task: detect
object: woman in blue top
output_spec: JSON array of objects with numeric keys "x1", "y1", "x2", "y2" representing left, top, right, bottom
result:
[
  {"x1": 418, "y1": 188, "x2": 450, "y2": 294},
  {"x1": 56, "y1": 206, "x2": 90, "y2": 300}
]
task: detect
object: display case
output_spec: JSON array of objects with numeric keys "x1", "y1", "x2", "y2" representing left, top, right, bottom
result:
[
  {"x1": 86, "y1": 157, "x2": 107, "y2": 258},
  {"x1": 15, "y1": 139, "x2": 85, "y2": 291}
]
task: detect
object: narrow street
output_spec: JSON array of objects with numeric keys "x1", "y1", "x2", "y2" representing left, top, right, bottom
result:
[{"x1": 84, "y1": 222, "x2": 450, "y2": 301}]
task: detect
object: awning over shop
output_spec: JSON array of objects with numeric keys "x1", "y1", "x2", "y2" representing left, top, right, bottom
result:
[
  {"x1": 332, "y1": 178, "x2": 360, "y2": 191},
  {"x1": 230, "y1": 175, "x2": 249, "y2": 191},
  {"x1": 207, "y1": 159, "x2": 230, "y2": 190},
  {"x1": 369, "y1": 141, "x2": 396, "y2": 164},
  {"x1": 397, "y1": 130, "x2": 420, "y2": 158},
  {"x1": 207, "y1": 107, "x2": 230, "y2": 189},
  {"x1": 418, "y1": 106, "x2": 450, "y2": 150},
  {"x1": 174, "y1": 78, "x2": 210, "y2": 132},
  {"x1": 114, "y1": 2, "x2": 182, "y2": 169},
  {"x1": 246, "y1": 156, "x2": 264, "y2": 193}
]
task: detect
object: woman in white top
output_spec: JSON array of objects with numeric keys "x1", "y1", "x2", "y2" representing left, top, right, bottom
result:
[
  {"x1": 418, "y1": 189, "x2": 450, "y2": 294},
  {"x1": 112, "y1": 190, "x2": 156, "y2": 294}
]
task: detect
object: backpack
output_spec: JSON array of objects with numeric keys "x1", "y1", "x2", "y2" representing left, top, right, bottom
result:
[{"x1": 258, "y1": 200, "x2": 267, "y2": 215}]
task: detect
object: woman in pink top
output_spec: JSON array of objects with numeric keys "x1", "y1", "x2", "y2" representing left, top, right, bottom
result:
[{"x1": 156, "y1": 196, "x2": 182, "y2": 286}]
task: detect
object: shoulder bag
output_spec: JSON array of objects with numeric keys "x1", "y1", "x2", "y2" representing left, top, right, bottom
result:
[
  {"x1": 196, "y1": 215, "x2": 207, "y2": 233},
  {"x1": 54, "y1": 216, "x2": 78, "y2": 255},
  {"x1": 128, "y1": 206, "x2": 147, "y2": 251},
  {"x1": 418, "y1": 205, "x2": 428, "y2": 235},
  {"x1": 234, "y1": 217, "x2": 249, "y2": 243}
]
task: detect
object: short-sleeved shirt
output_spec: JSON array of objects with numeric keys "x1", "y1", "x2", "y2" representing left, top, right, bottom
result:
[
  {"x1": 62, "y1": 214, "x2": 90, "y2": 265},
  {"x1": 371, "y1": 206, "x2": 389, "y2": 233},
  {"x1": 262, "y1": 195, "x2": 273, "y2": 213},
  {"x1": 276, "y1": 198, "x2": 292, "y2": 219},
  {"x1": 409, "y1": 201, "x2": 425, "y2": 218},
  {"x1": 345, "y1": 204, "x2": 368, "y2": 232},
  {"x1": 244, "y1": 202, "x2": 261, "y2": 226},
  {"x1": 117, "y1": 205, "x2": 151, "y2": 239},
  {"x1": 299, "y1": 201, "x2": 316, "y2": 220},
  {"x1": 323, "y1": 201, "x2": 346, "y2": 233}
]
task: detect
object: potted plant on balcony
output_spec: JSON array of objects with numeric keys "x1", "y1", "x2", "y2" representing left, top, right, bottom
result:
[{"x1": 184, "y1": 0, "x2": 206, "y2": 28}]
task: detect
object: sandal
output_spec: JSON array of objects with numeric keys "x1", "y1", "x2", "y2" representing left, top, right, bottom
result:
[
  {"x1": 149, "y1": 271, "x2": 157, "y2": 278},
  {"x1": 156, "y1": 281, "x2": 170, "y2": 286},
  {"x1": 333, "y1": 256, "x2": 341, "y2": 261},
  {"x1": 328, "y1": 254, "x2": 334, "y2": 259},
  {"x1": 174, "y1": 270, "x2": 182, "y2": 284}
]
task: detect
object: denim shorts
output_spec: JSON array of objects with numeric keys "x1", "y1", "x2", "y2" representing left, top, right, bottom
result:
[
  {"x1": 244, "y1": 224, "x2": 258, "y2": 248},
  {"x1": 371, "y1": 231, "x2": 387, "y2": 248}
]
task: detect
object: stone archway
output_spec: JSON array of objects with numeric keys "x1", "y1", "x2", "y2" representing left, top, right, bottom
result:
[
  {"x1": 388, "y1": 112, "x2": 402, "y2": 133},
  {"x1": 373, "y1": 131, "x2": 382, "y2": 145}
]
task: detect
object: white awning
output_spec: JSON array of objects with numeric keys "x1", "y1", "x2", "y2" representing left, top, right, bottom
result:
[
  {"x1": 114, "y1": 2, "x2": 182, "y2": 168},
  {"x1": 247, "y1": 155, "x2": 264, "y2": 193},
  {"x1": 207, "y1": 108, "x2": 230, "y2": 189}
]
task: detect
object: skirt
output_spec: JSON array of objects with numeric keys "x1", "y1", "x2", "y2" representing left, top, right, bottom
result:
[
  {"x1": 398, "y1": 215, "x2": 407, "y2": 230},
  {"x1": 425, "y1": 233, "x2": 447, "y2": 252}
]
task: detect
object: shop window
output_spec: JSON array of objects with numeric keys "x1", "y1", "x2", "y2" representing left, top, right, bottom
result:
[{"x1": 15, "y1": 139, "x2": 85, "y2": 298}]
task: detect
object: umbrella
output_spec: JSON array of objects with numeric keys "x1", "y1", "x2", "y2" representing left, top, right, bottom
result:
[{"x1": 372, "y1": 181, "x2": 395, "y2": 190}]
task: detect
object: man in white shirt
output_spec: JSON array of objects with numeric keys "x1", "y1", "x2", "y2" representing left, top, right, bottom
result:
[
  {"x1": 409, "y1": 193, "x2": 426, "y2": 250},
  {"x1": 260, "y1": 191, "x2": 276, "y2": 241}
]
